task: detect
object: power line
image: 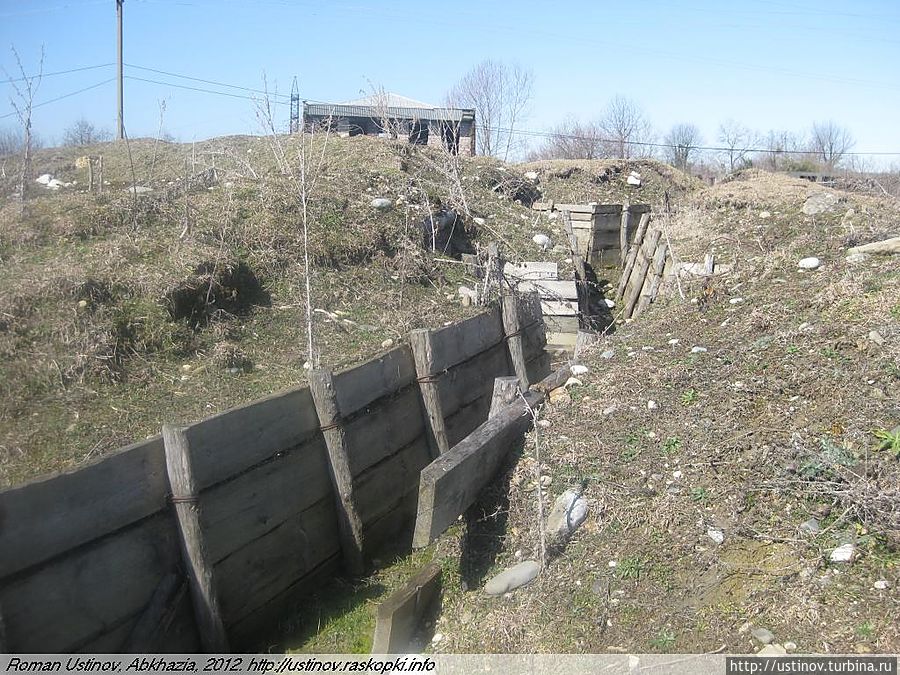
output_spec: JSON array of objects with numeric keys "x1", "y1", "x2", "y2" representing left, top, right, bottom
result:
[
  {"x1": 123, "y1": 74, "x2": 290, "y2": 104},
  {"x1": 2, "y1": 63, "x2": 114, "y2": 84},
  {"x1": 124, "y1": 63, "x2": 291, "y2": 100},
  {"x1": 0, "y1": 78, "x2": 115, "y2": 120}
]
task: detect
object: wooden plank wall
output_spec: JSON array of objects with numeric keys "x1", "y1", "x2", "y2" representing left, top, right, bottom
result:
[
  {"x1": 0, "y1": 296, "x2": 550, "y2": 654},
  {"x1": 615, "y1": 216, "x2": 670, "y2": 320}
]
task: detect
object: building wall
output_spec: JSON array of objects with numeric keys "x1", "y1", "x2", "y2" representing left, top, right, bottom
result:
[{"x1": 303, "y1": 113, "x2": 475, "y2": 156}]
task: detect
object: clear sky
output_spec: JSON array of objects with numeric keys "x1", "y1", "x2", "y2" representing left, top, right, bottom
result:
[{"x1": 2, "y1": 0, "x2": 899, "y2": 166}]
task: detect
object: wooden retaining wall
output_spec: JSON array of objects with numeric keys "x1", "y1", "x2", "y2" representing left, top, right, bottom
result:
[
  {"x1": 615, "y1": 215, "x2": 670, "y2": 320},
  {"x1": 0, "y1": 296, "x2": 550, "y2": 654}
]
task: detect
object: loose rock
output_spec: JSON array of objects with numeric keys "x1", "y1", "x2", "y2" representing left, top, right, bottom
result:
[
  {"x1": 532, "y1": 234, "x2": 552, "y2": 250},
  {"x1": 801, "y1": 192, "x2": 838, "y2": 215},
  {"x1": 370, "y1": 197, "x2": 392, "y2": 210},
  {"x1": 874, "y1": 579, "x2": 890, "y2": 590},
  {"x1": 381, "y1": 338, "x2": 394, "y2": 349},
  {"x1": 752, "y1": 627, "x2": 775, "y2": 645},
  {"x1": 690, "y1": 346, "x2": 707, "y2": 354},
  {"x1": 546, "y1": 489, "x2": 589, "y2": 544},
  {"x1": 845, "y1": 252, "x2": 869, "y2": 264},
  {"x1": 758, "y1": 644, "x2": 787, "y2": 656},
  {"x1": 798, "y1": 256, "x2": 821, "y2": 270},
  {"x1": 829, "y1": 543, "x2": 856, "y2": 563},
  {"x1": 799, "y1": 518, "x2": 821, "y2": 535},
  {"x1": 484, "y1": 561, "x2": 541, "y2": 595},
  {"x1": 570, "y1": 364, "x2": 589, "y2": 376},
  {"x1": 564, "y1": 377, "x2": 583, "y2": 388},
  {"x1": 707, "y1": 528, "x2": 725, "y2": 545}
]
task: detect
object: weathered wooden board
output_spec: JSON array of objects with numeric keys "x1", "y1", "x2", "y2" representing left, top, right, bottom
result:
[
  {"x1": 0, "y1": 435, "x2": 168, "y2": 577},
  {"x1": 436, "y1": 342, "x2": 510, "y2": 418},
  {"x1": 518, "y1": 279, "x2": 578, "y2": 301},
  {"x1": 215, "y1": 497, "x2": 339, "y2": 628},
  {"x1": 228, "y1": 553, "x2": 340, "y2": 650},
  {"x1": 623, "y1": 229, "x2": 663, "y2": 319},
  {"x1": 635, "y1": 240, "x2": 669, "y2": 317},
  {"x1": 332, "y1": 346, "x2": 416, "y2": 417},
  {"x1": 444, "y1": 394, "x2": 492, "y2": 449},
  {"x1": 201, "y1": 435, "x2": 332, "y2": 564},
  {"x1": 371, "y1": 563, "x2": 441, "y2": 654},
  {"x1": 568, "y1": 211, "x2": 594, "y2": 221},
  {"x1": 423, "y1": 307, "x2": 504, "y2": 373},
  {"x1": 181, "y1": 386, "x2": 321, "y2": 490},
  {"x1": 541, "y1": 299, "x2": 579, "y2": 316},
  {"x1": 0, "y1": 514, "x2": 180, "y2": 653},
  {"x1": 503, "y1": 261, "x2": 557, "y2": 280},
  {"x1": 355, "y1": 439, "x2": 432, "y2": 528},
  {"x1": 413, "y1": 390, "x2": 542, "y2": 548},
  {"x1": 343, "y1": 385, "x2": 426, "y2": 477}
]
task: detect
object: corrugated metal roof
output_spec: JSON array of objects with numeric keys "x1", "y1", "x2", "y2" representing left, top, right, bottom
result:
[
  {"x1": 304, "y1": 102, "x2": 474, "y2": 123},
  {"x1": 342, "y1": 92, "x2": 437, "y2": 109}
]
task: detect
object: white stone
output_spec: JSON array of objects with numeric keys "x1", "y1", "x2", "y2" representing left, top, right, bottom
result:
[
  {"x1": 672, "y1": 470, "x2": 682, "y2": 479},
  {"x1": 707, "y1": 528, "x2": 725, "y2": 545},
  {"x1": 845, "y1": 252, "x2": 869, "y2": 264},
  {"x1": 868, "y1": 330, "x2": 885, "y2": 346},
  {"x1": 524, "y1": 171, "x2": 539, "y2": 181},
  {"x1": 370, "y1": 197, "x2": 392, "y2": 210},
  {"x1": 668, "y1": 338, "x2": 680, "y2": 345},
  {"x1": 604, "y1": 298, "x2": 616, "y2": 308},
  {"x1": 537, "y1": 419, "x2": 551, "y2": 428},
  {"x1": 473, "y1": 217, "x2": 486, "y2": 226},
  {"x1": 600, "y1": 350, "x2": 615, "y2": 359},
  {"x1": 380, "y1": 338, "x2": 394, "y2": 350},
  {"x1": 757, "y1": 644, "x2": 787, "y2": 656},
  {"x1": 532, "y1": 234, "x2": 552, "y2": 250},
  {"x1": 829, "y1": 543, "x2": 856, "y2": 563},
  {"x1": 626, "y1": 174, "x2": 641, "y2": 186},
  {"x1": 35, "y1": 173, "x2": 52, "y2": 185},
  {"x1": 571, "y1": 364, "x2": 589, "y2": 376},
  {"x1": 484, "y1": 560, "x2": 540, "y2": 595},
  {"x1": 690, "y1": 346, "x2": 707, "y2": 354},
  {"x1": 127, "y1": 185, "x2": 153, "y2": 194},
  {"x1": 729, "y1": 297, "x2": 744, "y2": 304},
  {"x1": 874, "y1": 579, "x2": 890, "y2": 590},
  {"x1": 798, "y1": 256, "x2": 821, "y2": 270},
  {"x1": 647, "y1": 400, "x2": 658, "y2": 410},
  {"x1": 546, "y1": 489, "x2": 589, "y2": 543},
  {"x1": 602, "y1": 405, "x2": 616, "y2": 415},
  {"x1": 759, "y1": 211, "x2": 771, "y2": 219},
  {"x1": 784, "y1": 642, "x2": 797, "y2": 652},
  {"x1": 564, "y1": 377, "x2": 583, "y2": 388},
  {"x1": 431, "y1": 633, "x2": 443, "y2": 644}
]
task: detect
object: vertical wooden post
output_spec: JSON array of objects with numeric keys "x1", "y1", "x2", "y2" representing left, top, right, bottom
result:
[
  {"x1": 162, "y1": 424, "x2": 229, "y2": 653},
  {"x1": 308, "y1": 369, "x2": 366, "y2": 576},
  {"x1": 620, "y1": 205, "x2": 632, "y2": 266},
  {"x1": 409, "y1": 329, "x2": 450, "y2": 456},
  {"x1": 88, "y1": 158, "x2": 94, "y2": 194},
  {"x1": 98, "y1": 156, "x2": 104, "y2": 195},
  {"x1": 501, "y1": 291, "x2": 529, "y2": 390},
  {"x1": 489, "y1": 376, "x2": 521, "y2": 418}
]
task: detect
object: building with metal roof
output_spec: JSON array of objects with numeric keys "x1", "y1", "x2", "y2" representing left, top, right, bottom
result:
[{"x1": 302, "y1": 93, "x2": 476, "y2": 156}]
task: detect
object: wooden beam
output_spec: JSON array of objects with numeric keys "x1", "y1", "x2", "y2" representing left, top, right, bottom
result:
[
  {"x1": 501, "y1": 292, "x2": 528, "y2": 389},
  {"x1": 409, "y1": 329, "x2": 451, "y2": 456},
  {"x1": 308, "y1": 369, "x2": 366, "y2": 576},
  {"x1": 616, "y1": 212, "x2": 651, "y2": 302},
  {"x1": 634, "y1": 241, "x2": 669, "y2": 317},
  {"x1": 530, "y1": 363, "x2": 573, "y2": 394},
  {"x1": 162, "y1": 425, "x2": 230, "y2": 653},
  {"x1": 622, "y1": 229, "x2": 662, "y2": 319},
  {"x1": 517, "y1": 279, "x2": 579, "y2": 300},
  {"x1": 489, "y1": 376, "x2": 521, "y2": 418},
  {"x1": 371, "y1": 563, "x2": 442, "y2": 654},
  {"x1": 502, "y1": 261, "x2": 557, "y2": 280},
  {"x1": 413, "y1": 390, "x2": 542, "y2": 548}
]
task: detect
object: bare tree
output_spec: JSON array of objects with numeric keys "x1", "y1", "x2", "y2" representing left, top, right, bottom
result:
[
  {"x1": 663, "y1": 123, "x2": 702, "y2": 171},
  {"x1": 809, "y1": 121, "x2": 854, "y2": 169},
  {"x1": 0, "y1": 127, "x2": 43, "y2": 157},
  {"x1": 717, "y1": 119, "x2": 757, "y2": 172},
  {"x1": 597, "y1": 96, "x2": 654, "y2": 159},
  {"x1": 759, "y1": 129, "x2": 802, "y2": 171},
  {"x1": 4, "y1": 45, "x2": 44, "y2": 202},
  {"x1": 530, "y1": 116, "x2": 605, "y2": 160},
  {"x1": 62, "y1": 117, "x2": 111, "y2": 146},
  {"x1": 446, "y1": 59, "x2": 533, "y2": 160}
]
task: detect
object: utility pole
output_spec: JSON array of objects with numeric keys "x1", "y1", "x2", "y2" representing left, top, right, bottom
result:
[
  {"x1": 116, "y1": 0, "x2": 124, "y2": 140},
  {"x1": 290, "y1": 77, "x2": 300, "y2": 134}
]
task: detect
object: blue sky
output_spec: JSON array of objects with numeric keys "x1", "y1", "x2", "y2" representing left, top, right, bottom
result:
[{"x1": 2, "y1": 0, "x2": 899, "y2": 165}]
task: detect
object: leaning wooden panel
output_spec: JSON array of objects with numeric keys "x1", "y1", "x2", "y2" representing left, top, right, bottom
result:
[
  {"x1": 424, "y1": 307, "x2": 504, "y2": 373},
  {"x1": 331, "y1": 345, "x2": 416, "y2": 417},
  {"x1": 0, "y1": 435, "x2": 168, "y2": 578},
  {"x1": 634, "y1": 241, "x2": 669, "y2": 318},
  {"x1": 413, "y1": 391, "x2": 542, "y2": 548},
  {"x1": 182, "y1": 386, "x2": 320, "y2": 490},
  {"x1": 371, "y1": 563, "x2": 442, "y2": 654},
  {"x1": 623, "y1": 229, "x2": 663, "y2": 319},
  {"x1": 215, "y1": 497, "x2": 340, "y2": 629},
  {"x1": 0, "y1": 513, "x2": 181, "y2": 653},
  {"x1": 342, "y1": 385, "x2": 426, "y2": 478},
  {"x1": 201, "y1": 435, "x2": 333, "y2": 564}
]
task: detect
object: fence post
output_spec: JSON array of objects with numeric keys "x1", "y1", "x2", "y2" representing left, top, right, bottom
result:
[
  {"x1": 489, "y1": 376, "x2": 521, "y2": 418},
  {"x1": 409, "y1": 329, "x2": 450, "y2": 456},
  {"x1": 309, "y1": 369, "x2": 366, "y2": 576},
  {"x1": 501, "y1": 290, "x2": 529, "y2": 390},
  {"x1": 162, "y1": 424, "x2": 230, "y2": 653}
]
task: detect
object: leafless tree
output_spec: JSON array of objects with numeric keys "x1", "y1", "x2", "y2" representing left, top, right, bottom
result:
[
  {"x1": 446, "y1": 59, "x2": 533, "y2": 161},
  {"x1": 663, "y1": 123, "x2": 702, "y2": 171},
  {"x1": 529, "y1": 116, "x2": 605, "y2": 160},
  {"x1": 0, "y1": 127, "x2": 43, "y2": 157},
  {"x1": 809, "y1": 120, "x2": 855, "y2": 169},
  {"x1": 717, "y1": 119, "x2": 757, "y2": 172},
  {"x1": 62, "y1": 117, "x2": 111, "y2": 146},
  {"x1": 4, "y1": 45, "x2": 44, "y2": 203},
  {"x1": 759, "y1": 129, "x2": 803, "y2": 171},
  {"x1": 597, "y1": 95, "x2": 654, "y2": 159}
]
